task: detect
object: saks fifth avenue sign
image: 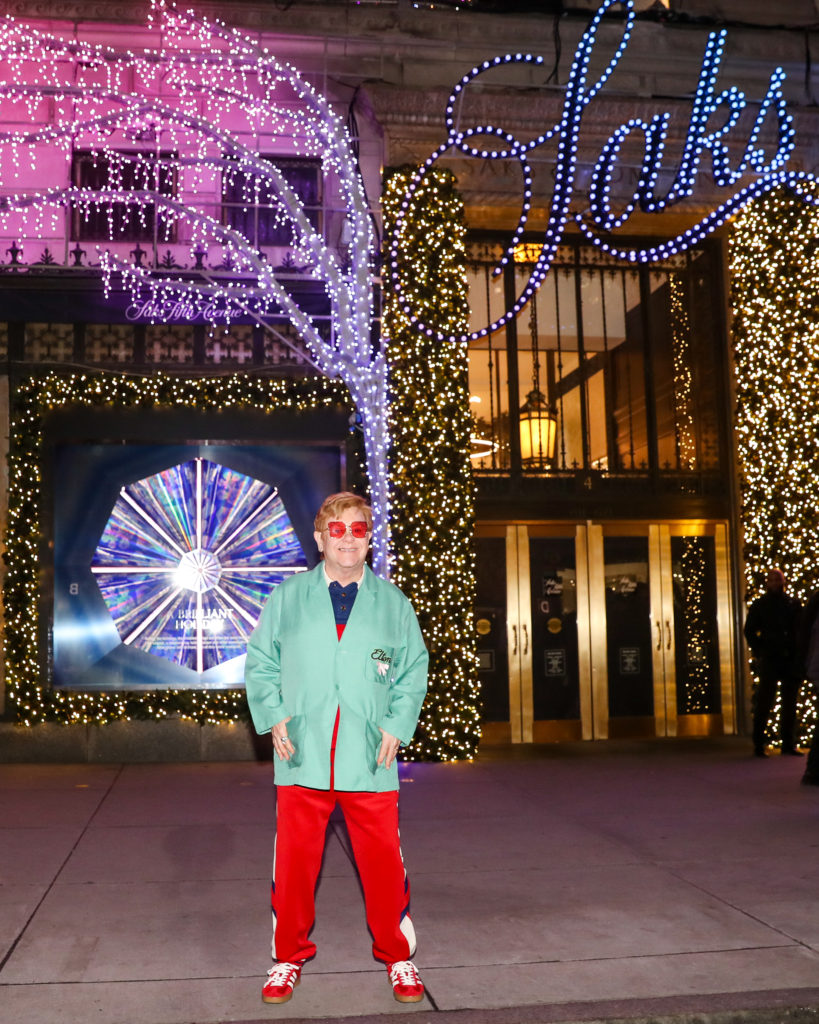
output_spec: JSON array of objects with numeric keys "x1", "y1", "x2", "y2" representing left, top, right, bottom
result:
[
  {"x1": 125, "y1": 297, "x2": 236, "y2": 324},
  {"x1": 390, "y1": 0, "x2": 818, "y2": 343}
]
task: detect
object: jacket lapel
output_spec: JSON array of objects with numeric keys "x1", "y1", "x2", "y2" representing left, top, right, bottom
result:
[
  {"x1": 337, "y1": 565, "x2": 375, "y2": 649},
  {"x1": 304, "y1": 563, "x2": 336, "y2": 635}
]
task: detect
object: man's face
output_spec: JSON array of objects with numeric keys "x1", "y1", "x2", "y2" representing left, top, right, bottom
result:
[
  {"x1": 766, "y1": 569, "x2": 785, "y2": 592},
  {"x1": 314, "y1": 506, "x2": 371, "y2": 582}
]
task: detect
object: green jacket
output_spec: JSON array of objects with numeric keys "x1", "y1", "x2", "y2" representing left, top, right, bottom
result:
[{"x1": 244, "y1": 563, "x2": 429, "y2": 792}]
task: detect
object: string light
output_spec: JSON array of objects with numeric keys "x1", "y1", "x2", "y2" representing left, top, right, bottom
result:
[
  {"x1": 0, "y1": 0, "x2": 393, "y2": 573},
  {"x1": 382, "y1": 166, "x2": 479, "y2": 761},
  {"x1": 5, "y1": 371, "x2": 352, "y2": 726},
  {"x1": 730, "y1": 183, "x2": 819, "y2": 746},
  {"x1": 390, "y1": 0, "x2": 816, "y2": 344},
  {"x1": 389, "y1": 0, "x2": 638, "y2": 344},
  {"x1": 0, "y1": 6, "x2": 485, "y2": 757},
  {"x1": 670, "y1": 275, "x2": 696, "y2": 470},
  {"x1": 673, "y1": 539, "x2": 711, "y2": 713}
]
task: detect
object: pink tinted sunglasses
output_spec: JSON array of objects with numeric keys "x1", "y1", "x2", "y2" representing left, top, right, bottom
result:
[{"x1": 326, "y1": 521, "x2": 369, "y2": 539}]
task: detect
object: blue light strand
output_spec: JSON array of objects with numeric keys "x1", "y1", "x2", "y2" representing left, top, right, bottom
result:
[
  {"x1": 577, "y1": 171, "x2": 819, "y2": 262},
  {"x1": 391, "y1": 0, "x2": 636, "y2": 344},
  {"x1": 390, "y1": 0, "x2": 814, "y2": 345}
]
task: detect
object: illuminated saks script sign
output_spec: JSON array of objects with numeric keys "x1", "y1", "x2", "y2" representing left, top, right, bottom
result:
[{"x1": 391, "y1": 0, "x2": 818, "y2": 343}]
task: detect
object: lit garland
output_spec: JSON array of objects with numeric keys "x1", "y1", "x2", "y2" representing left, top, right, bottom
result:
[
  {"x1": 0, "y1": 8, "x2": 481, "y2": 756},
  {"x1": 669, "y1": 272, "x2": 711, "y2": 712},
  {"x1": 674, "y1": 538, "x2": 710, "y2": 713},
  {"x1": 670, "y1": 275, "x2": 696, "y2": 470},
  {"x1": 5, "y1": 370, "x2": 352, "y2": 726},
  {"x1": 730, "y1": 183, "x2": 819, "y2": 745},
  {"x1": 382, "y1": 166, "x2": 480, "y2": 761}
]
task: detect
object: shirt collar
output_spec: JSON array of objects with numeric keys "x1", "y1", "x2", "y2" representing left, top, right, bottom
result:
[{"x1": 322, "y1": 563, "x2": 365, "y2": 588}]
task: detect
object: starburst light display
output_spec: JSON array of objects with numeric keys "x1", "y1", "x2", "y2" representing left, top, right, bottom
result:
[{"x1": 91, "y1": 458, "x2": 307, "y2": 675}]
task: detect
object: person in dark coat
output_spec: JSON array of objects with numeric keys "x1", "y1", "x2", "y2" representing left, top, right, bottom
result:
[{"x1": 743, "y1": 568, "x2": 803, "y2": 758}]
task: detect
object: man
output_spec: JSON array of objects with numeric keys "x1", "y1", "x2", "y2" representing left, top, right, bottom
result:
[
  {"x1": 744, "y1": 568, "x2": 803, "y2": 758},
  {"x1": 245, "y1": 491, "x2": 429, "y2": 1006}
]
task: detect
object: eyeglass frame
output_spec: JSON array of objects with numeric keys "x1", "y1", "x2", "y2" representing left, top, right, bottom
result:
[{"x1": 325, "y1": 520, "x2": 370, "y2": 539}]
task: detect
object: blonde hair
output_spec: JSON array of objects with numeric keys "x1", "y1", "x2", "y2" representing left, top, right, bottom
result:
[{"x1": 314, "y1": 491, "x2": 372, "y2": 534}]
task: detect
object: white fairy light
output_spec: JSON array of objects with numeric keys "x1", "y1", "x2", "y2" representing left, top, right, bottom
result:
[{"x1": 0, "y1": 0, "x2": 391, "y2": 573}]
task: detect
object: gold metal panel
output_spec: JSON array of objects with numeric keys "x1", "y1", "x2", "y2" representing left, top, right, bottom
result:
[
  {"x1": 714, "y1": 523, "x2": 736, "y2": 734},
  {"x1": 659, "y1": 524, "x2": 678, "y2": 738},
  {"x1": 676, "y1": 713, "x2": 725, "y2": 737},
  {"x1": 648, "y1": 524, "x2": 668, "y2": 737},
  {"x1": 586, "y1": 523, "x2": 609, "y2": 739},
  {"x1": 533, "y1": 720, "x2": 583, "y2": 743},
  {"x1": 575, "y1": 525, "x2": 594, "y2": 740},
  {"x1": 505, "y1": 526, "x2": 523, "y2": 743},
  {"x1": 608, "y1": 717, "x2": 658, "y2": 739},
  {"x1": 479, "y1": 722, "x2": 512, "y2": 745},
  {"x1": 516, "y1": 525, "x2": 534, "y2": 743},
  {"x1": 475, "y1": 523, "x2": 508, "y2": 538}
]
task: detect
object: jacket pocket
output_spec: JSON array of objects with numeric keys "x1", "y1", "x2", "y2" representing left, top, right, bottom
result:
[
  {"x1": 366, "y1": 646, "x2": 395, "y2": 722},
  {"x1": 283, "y1": 715, "x2": 304, "y2": 768},
  {"x1": 366, "y1": 645, "x2": 395, "y2": 684},
  {"x1": 366, "y1": 720, "x2": 383, "y2": 775}
]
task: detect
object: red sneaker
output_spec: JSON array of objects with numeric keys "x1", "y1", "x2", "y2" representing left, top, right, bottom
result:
[
  {"x1": 262, "y1": 961, "x2": 302, "y2": 1004},
  {"x1": 387, "y1": 960, "x2": 425, "y2": 1003}
]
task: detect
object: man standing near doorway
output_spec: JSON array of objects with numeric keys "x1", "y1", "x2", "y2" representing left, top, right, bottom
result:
[
  {"x1": 744, "y1": 568, "x2": 803, "y2": 758},
  {"x1": 244, "y1": 491, "x2": 429, "y2": 1006}
]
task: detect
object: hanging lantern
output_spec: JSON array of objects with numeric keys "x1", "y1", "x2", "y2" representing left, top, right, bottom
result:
[{"x1": 519, "y1": 388, "x2": 557, "y2": 466}]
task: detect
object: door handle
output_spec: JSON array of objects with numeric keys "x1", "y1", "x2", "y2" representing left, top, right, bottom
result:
[
  {"x1": 511, "y1": 623, "x2": 518, "y2": 655},
  {"x1": 655, "y1": 620, "x2": 662, "y2": 651},
  {"x1": 665, "y1": 620, "x2": 672, "y2": 650},
  {"x1": 522, "y1": 623, "x2": 529, "y2": 656}
]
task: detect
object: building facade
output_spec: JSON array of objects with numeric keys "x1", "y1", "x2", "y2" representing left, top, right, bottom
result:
[{"x1": 1, "y1": 0, "x2": 818, "y2": 754}]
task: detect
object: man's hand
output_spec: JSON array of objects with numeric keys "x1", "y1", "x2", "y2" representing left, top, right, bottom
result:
[
  {"x1": 272, "y1": 716, "x2": 294, "y2": 761},
  {"x1": 377, "y1": 727, "x2": 401, "y2": 769}
]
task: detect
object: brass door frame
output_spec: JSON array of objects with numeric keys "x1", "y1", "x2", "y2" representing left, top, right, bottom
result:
[
  {"x1": 584, "y1": 523, "x2": 609, "y2": 740},
  {"x1": 715, "y1": 522, "x2": 737, "y2": 734},
  {"x1": 575, "y1": 524, "x2": 596, "y2": 740},
  {"x1": 649, "y1": 524, "x2": 678, "y2": 737},
  {"x1": 657, "y1": 521, "x2": 736, "y2": 736},
  {"x1": 505, "y1": 526, "x2": 533, "y2": 743},
  {"x1": 492, "y1": 518, "x2": 736, "y2": 743}
]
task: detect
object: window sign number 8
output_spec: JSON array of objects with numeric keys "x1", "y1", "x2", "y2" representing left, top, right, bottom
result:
[{"x1": 69, "y1": 583, "x2": 79, "y2": 595}]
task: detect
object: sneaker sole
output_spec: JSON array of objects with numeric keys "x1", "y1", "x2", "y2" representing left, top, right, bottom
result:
[{"x1": 393, "y1": 990, "x2": 424, "y2": 1004}]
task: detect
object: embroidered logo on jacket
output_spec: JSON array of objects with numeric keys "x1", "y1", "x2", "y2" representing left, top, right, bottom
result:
[{"x1": 371, "y1": 649, "x2": 392, "y2": 676}]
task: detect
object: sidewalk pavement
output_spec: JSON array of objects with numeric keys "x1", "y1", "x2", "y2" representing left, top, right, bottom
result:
[{"x1": 3, "y1": 736, "x2": 819, "y2": 1024}]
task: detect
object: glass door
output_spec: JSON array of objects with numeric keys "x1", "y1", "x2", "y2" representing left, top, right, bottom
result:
[
  {"x1": 475, "y1": 530, "x2": 511, "y2": 743},
  {"x1": 475, "y1": 521, "x2": 736, "y2": 743},
  {"x1": 603, "y1": 531, "x2": 656, "y2": 737},
  {"x1": 664, "y1": 525, "x2": 736, "y2": 736}
]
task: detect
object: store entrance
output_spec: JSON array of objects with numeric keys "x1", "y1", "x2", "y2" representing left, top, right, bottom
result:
[{"x1": 476, "y1": 522, "x2": 737, "y2": 743}]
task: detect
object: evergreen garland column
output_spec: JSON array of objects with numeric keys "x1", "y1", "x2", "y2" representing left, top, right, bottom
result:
[
  {"x1": 382, "y1": 165, "x2": 480, "y2": 760},
  {"x1": 730, "y1": 183, "x2": 819, "y2": 746}
]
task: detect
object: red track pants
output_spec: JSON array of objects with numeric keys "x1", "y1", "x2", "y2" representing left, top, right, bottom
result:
[{"x1": 271, "y1": 783, "x2": 416, "y2": 965}]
